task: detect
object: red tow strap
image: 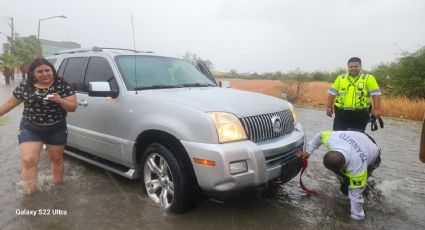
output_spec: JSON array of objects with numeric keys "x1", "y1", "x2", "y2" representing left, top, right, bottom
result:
[{"x1": 299, "y1": 158, "x2": 318, "y2": 195}]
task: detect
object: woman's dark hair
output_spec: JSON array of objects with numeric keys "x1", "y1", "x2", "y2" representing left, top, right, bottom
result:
[{"x1": 27, "y1": 58, "x2": 59, "y2": 87}]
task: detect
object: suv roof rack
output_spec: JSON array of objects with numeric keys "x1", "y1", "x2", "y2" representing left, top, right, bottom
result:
[
  {"x1": 54, "y1": 47, "x2": 102, "y2": 55},
  {"x1": 100, "y1": 48, "x2": 154, "y2": 53},
  {"x1": 54, "y1": 47, "x2": 153, "y2": 55}
]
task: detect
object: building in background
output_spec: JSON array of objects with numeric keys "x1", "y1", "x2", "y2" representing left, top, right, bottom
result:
[{"x1": 40, "y1": 39, "x2": 80, "y2": 56}]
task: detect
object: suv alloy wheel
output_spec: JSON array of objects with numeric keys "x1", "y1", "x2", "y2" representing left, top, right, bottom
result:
[{"x1": 141, "y1": 143, "x2": 193, "y2": 213}]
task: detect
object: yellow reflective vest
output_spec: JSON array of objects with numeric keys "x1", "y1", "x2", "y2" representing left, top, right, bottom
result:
[
  {"x1": 344, "y1": 169, "x2": 367, "y2": 188},
  {"x1": 329, "y1": 72, "x2": 381, "y2": 110}
]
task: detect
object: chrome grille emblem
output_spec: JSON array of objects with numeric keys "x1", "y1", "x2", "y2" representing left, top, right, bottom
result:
[
  {"x1": 240, "y1": 110, "x2": 294, "y2": 143},
  {"x1": 271, "y1": 116, "x2": 283, "y2": 133}
]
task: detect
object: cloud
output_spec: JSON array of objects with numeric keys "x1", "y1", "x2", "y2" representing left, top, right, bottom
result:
[{"x1": 0, "y1": 0, "x2": 424, "y2": 73}]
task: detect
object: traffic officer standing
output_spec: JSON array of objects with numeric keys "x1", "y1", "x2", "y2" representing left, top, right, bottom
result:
[
  {"x1": 298, "y1": 130, "x2": 381, "y2": 220},
  {"x1": 326, "y1": 57, "x2": 382, "y2": 131}
]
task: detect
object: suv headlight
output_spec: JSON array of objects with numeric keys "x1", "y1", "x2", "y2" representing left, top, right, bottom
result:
[
  {"x1": 208, "y1": 112, "x2": 247, "y2": 143},
  {"x1": 287, "y1": 103, "x2": 297, "y2": 125}
]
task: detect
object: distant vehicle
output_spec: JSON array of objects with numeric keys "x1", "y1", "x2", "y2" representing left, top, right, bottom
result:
[{"x1": 46, "y1": 47, "x2": 305, "y2": 213}]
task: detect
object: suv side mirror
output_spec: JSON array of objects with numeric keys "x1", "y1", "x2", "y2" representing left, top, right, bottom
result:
[
  {"x1": 219, "y1": 80, "x2": 230, "y2": 88},
  {"x1": 88, "y1": 82, "x2": 119, "y2": 98}
]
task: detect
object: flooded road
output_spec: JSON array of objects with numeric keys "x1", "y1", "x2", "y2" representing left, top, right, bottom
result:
[{"x1": 1, "y1": 81, "x2": 424, "y2": 230}]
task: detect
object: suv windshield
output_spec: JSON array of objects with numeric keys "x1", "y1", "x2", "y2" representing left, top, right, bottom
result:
[{"x1": 115, "y1": 55, "x2": 216, "y2": 90}]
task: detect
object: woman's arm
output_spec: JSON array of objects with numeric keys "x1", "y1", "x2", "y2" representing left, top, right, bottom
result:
[
  {"x1": 48, "y1": 93, "x2": 77, "y2": 112},
  {"x1": 0, "y1": 96, "x2": 22, "y2": 116},
  {"x1": 59, "y1": 94, "x2": 77, "y2": 112}
]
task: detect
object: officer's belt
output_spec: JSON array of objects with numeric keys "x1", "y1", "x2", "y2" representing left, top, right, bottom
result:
[{"x1": 336, "y1": 107, "x2": 368, "y2": 111}]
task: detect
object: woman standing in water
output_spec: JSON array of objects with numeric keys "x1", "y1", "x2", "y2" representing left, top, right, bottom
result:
[{"x1": 0, "y1": 58, "x2": 77, "y2": 194}]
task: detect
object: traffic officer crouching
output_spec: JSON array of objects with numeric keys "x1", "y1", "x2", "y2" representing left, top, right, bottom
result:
[{"x1": 297, "y1": 130, "x2": 381, "y2": 220}]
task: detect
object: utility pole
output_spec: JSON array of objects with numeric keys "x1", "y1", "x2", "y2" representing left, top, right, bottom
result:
[
  {"x1": 3, "y1": 17, "x2": 15, "y2": 53},
  {"x1": 5, "y1": 17, "x2": 15, "y2": 80},
  {"x1": 9, "y1": 17, "x2": 14, "y2": 54}
]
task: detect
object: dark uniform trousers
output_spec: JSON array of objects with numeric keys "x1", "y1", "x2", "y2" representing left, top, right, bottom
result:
[{"x1": 333, "y1": 106, "x2": 370, "y2": 132}]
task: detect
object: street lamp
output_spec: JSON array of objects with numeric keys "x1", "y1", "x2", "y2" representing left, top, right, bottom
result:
[{"x1": 37, "y1": 15, "x2": 67, "y2": 39}]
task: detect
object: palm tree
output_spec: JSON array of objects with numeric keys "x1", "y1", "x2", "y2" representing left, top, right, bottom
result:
[
  {"x1": 14, "y1": 36, "x2": 42, "y2": 80},
  {"x1": 0, "y1": 52, "x2": 20, "y2": 84},
  {"x1": 1, "y1": 35, "x2": 42, "y2": 82}
]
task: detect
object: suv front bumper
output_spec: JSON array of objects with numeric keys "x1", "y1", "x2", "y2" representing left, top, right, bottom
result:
[{"x1": 181, "y1": 123, "x2": 305, "y2": 193}]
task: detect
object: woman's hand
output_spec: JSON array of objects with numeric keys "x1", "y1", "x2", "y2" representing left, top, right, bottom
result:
[
  {"x1": 49, "y1": 93, "x2": 77, "y2": 112},
  {"x1": 46, "y1": 93, "x2": 64, "y2": 104}
]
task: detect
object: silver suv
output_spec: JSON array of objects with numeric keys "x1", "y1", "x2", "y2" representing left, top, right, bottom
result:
[{"x1": 47, "y1": 47, "x2": 305, "y2": 213}]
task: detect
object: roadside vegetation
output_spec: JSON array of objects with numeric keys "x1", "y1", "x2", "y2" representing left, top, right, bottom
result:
[
  {"x1": 216, "y1": 46, "x2": 425, "y2": 121},
  {"x1": 0, "y1": 35, "x2": 41, "y2": 84},
  {"x1": 225, "y1": 79, "x2": 425, "y2": 121}
]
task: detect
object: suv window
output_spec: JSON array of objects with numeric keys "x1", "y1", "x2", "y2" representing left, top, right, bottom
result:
[
  {"x1": 83, "y1": 57, "x2": 118, "y2": 92},
  {"x1": 62, "y1": 57, "x2": 87, "y2": 91},
  {"x1": 57, "y1": 58, "x2": 69, "y2": 77},
  {"x1": 115, "y1": 55, "x2": 215, "y2": 90}
]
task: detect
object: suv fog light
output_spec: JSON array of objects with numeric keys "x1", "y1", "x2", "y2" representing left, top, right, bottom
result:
[{"x1": 229, "y1": 161, "x2": 248, "y2": 174}]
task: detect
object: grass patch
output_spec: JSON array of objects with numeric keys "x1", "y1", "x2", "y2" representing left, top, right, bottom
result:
[
  {"x1": 226, "y1": 79, "x2": 425, "y2": 121},
  {"x1": 0, "y1": 116, "x2": 7, "y2": 126},
  {"x1": 386, "y1": 122, "x2": 401, "y2": 127}
]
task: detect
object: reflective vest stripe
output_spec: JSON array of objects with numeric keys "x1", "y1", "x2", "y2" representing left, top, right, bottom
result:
[
  {"x1": 345, "y1": 170, "x2": 368, "y2": 188},
  {"x1": 321, "y1": 131, "x2": 333, "y2": 149},
  {"x1": 329, "y1": 88, "x2": 338, "y2": 95},
  {"x1": 369, "y1": 89, "x2": 381, "y2": 95}
]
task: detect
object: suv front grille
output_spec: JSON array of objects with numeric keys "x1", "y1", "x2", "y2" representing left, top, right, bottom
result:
[{"x1": 241, "y1": 110, "x2": 294, "y2": 143}]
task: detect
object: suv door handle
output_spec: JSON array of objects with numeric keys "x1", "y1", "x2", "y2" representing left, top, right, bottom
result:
[{"x1": 78, "y1": 99, "x2": 88, "y2": 106}]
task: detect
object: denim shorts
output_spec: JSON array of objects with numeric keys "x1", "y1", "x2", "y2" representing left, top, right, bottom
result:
[{"x1": 18, "y1": 118, "x2": 68, "y2": 145}]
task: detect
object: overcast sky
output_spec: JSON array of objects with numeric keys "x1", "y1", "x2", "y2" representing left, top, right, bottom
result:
[{"x1": 1, "y1": 0, "x2": 424, "y2": 73}]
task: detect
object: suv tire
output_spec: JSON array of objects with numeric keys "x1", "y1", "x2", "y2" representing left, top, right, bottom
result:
[{"x1": 141, "y1": 143, "x2": 194, "y2": 213}]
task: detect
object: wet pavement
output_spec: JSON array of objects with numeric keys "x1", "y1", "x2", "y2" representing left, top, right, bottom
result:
[{"x1": 1, "y1": 80, "x2": 424, "y2": 230}]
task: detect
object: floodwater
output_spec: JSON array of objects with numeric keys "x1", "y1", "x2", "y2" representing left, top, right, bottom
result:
[{"x1": 1, "y1": 80, "x2": 424, "y2": 230}]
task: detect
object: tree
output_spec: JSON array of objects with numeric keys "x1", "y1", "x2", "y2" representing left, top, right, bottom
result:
[
  {"x1": 229, "y1": 69, "x2": 238, "y2": 76},
  {"x1": 182, "y1": 51, "x2": 214, "y2": 69},
  {"x1": 0, "y1": 52, "x2": 20, "y2": 84},
  {"x1": 312, "y1": 71, "x2": 326, "y2": 81},
  {"x1": 326, "y1": 68, "x2": 346, "y2": 82},
  {"x1": 12, "y1": 36, "x2": 42, "y2": 80},
  {"x1": 370, "y1": 62, "x2": 396, "y2": 94},
  {"x1": 368, "y1": 46, "x2": 425, "y2": 98},
  {"x1": 1, "y1": 35, "x2": 42, "y2": 81},
  {"x1": 281, "y1": 75, "x2": 307, "y2": 103},
  {"x1": 390, "y1": 47, "x2": 425, "y2": 98}
]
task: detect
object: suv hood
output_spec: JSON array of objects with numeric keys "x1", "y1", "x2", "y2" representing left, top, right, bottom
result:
[{"x1": 142, "y1": 87, "x2": 289, "y2": 117}]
